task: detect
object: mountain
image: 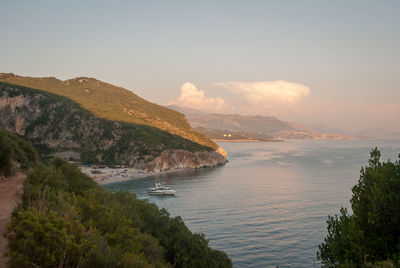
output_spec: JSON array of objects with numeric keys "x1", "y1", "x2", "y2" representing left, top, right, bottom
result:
[
  {"x1": 290, "y1": 122, "x2": 350, "y2": 136},
  {"x1": 168, "y1": 105, "x2": 358, "y2": 140},
  {"x1": 284, "y1": 121, "x2": 314, "y2": 132},
  {"x1": 186, "y1": 113, "x2": 294, "y2": 134},
  {"x1": 0, "y1": 82, "x2": 226, "y2": 170},
  {"x1": 167, "y1": 105, "x2": 294, "y2": 134},
  {"x1": 0, "y1": 73, "x2": 223, "y2": 155},
  {"x1": 193, "y1": 127, "x2": 280, "y2": 141}
]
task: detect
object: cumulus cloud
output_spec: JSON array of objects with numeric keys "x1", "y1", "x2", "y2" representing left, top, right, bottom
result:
[
  {"x1": 168, "y1": 82, "x2": 228, "y2": 112},
  {"x1": 215, "y1": 80, "x2": 311, "y2": 106},
  {"x1": 168, "y1": 80, "x2": 311, "y2": 116}
]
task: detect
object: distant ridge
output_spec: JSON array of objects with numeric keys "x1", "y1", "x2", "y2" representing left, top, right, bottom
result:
[
  {"x1": 187, "y1": 113, "x2": 294, "y2": 134},
  {"x1": 168, "y1": 105, "x2": 360, "y2": 140}
]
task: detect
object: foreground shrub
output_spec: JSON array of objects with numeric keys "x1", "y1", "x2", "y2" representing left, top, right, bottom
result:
[
  {"x1": 318, "y1": 148, "x2": 400, "y2": 267},
  {"x1": 7, "y1": 156, "x2": 231, "y2": 267}
]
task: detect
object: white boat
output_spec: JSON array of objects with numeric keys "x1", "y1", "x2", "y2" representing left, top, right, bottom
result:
[
  {"x1": 148, "y1": 183, "x2": 176, "y2": 196},
  {"x1": 162, "y1": 188, "x2": 177, "y2": 195},
  {"x1": 147, "y1": 189, "x2": 164, "y2": 195}
]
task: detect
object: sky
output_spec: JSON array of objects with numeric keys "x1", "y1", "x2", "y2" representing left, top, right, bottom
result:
[{"x1": 1, "y1": 0, "x2": 399, "y2": 134}]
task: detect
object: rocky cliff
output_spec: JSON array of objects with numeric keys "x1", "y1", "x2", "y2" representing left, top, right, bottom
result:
[
  {"x1": 148, "y1": 149, "x2": 226, "y2": 172},
  {"x1": 0, "y1": 82, "x2": 226, "y2": 171}
]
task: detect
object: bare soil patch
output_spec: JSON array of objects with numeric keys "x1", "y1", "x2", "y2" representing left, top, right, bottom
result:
[{"x1": 0, "y1": 173, "x2": 26, "y2": 268}]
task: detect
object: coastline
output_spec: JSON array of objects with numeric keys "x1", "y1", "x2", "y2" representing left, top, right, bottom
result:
[
  {"x1": 80, "y1": 166, "x2": 186, "y2": 185},
  {"x1": 213, "y1": 139, "x2": 286, "y2": 142}
]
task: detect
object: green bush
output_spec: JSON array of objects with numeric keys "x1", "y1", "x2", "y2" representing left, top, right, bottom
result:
[
  {"x1": 7, "y1": 208, "x2": 89, "y2": 268},
  {"x1": 318, "y1": 148, "x2": 400, "y2": 267}
]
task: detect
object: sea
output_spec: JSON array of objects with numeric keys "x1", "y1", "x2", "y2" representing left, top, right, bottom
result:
[{"x1": 105, "y1": 140, "x2": 400, "y2": 268}]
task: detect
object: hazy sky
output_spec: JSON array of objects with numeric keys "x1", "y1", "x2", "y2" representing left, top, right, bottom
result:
[{"x1": 1, "y1": 0, "x2": 399, "y2": 133}]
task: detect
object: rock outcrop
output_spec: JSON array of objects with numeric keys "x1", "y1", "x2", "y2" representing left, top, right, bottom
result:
[
  {"x1": 0, "y1": 82, "x2": 227, "y2": 171},
  {"x1": 147, "y1": 149, "x2": 226, "y2": 172}
]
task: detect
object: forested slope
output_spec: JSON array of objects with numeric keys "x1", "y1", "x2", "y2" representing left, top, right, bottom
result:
[{"x1": 2, "y1": 131, "x2": 232, "y2": 267}]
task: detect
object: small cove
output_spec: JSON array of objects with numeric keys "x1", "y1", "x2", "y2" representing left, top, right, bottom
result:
[{"x1": 105, "y1": 140, "x2": 400, "y2": 267}]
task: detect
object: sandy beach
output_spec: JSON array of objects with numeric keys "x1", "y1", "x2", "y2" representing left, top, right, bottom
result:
[
  {"x1": 80, "y1": 166, "x2": 185, "y2": 185},
  {"x1": 79, "y1": 166, "x2": 152, "y2": 185}
]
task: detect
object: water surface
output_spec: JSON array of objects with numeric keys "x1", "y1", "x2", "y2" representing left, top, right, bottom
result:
[{"x1": 105, "y1": 140, "x2": 400, "y2": 267}]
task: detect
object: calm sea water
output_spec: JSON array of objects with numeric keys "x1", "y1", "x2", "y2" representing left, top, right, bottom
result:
[{"x1": 105, "y1": 140, "x2": 400, "y2": 268}]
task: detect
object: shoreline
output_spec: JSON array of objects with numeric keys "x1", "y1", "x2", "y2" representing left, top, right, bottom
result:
[
  {"x1": 80, "y1": 166, "x2": 187, "y2": 185},
  {"x1": 213, "y1": 139, "x2": 286, "y2": 142}
]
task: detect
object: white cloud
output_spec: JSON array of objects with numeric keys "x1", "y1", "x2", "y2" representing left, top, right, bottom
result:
[
  {"x1": 168, "y1": 82, "x2": 228, "y2": 112},
  {"x1": 215, "y1": 80, "x2": 311, "y2": 106}
]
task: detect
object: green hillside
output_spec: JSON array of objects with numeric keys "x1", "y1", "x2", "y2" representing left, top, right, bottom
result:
[
  {"x1": 0, "y1": 73, "x2": 218, "y2": 151},
  {"x1": 0, "y1": 82, "x2": 213, "y2": 166}
]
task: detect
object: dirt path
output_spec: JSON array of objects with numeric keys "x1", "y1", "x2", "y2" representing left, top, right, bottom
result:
[{"x1": 0, "y1": 173, "x2": 26, "y2": 268}]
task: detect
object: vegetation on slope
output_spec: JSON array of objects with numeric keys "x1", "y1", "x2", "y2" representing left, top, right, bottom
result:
[
  {"x1": 318, "y1": 148, "x2": 400, "y2": 267},
  {"x1": 0, "y1": 82, "x2": 212, "y2": 166},
  {"x1": 0, "y1": 129, "x2": 38, "y2": 177},
  {"x1": 0, "y1": 73, "x2": 218, "y2": 151},
  {"x1": 4, "y1": 133, "x2": 231, "y2": 267}
]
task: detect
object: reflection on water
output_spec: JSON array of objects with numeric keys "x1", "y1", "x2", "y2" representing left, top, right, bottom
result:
[{"x1": 105, "y1": 140, "x2": 400, "y2": 267}]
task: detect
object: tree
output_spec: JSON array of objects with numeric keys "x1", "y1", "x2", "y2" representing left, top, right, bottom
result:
[
  {"x1": 318, "y1": 148, "x2": 400, "y2": 267},
  {"x1": 0, "y1": 130, "x2": 38, "y2": 177},
  {"x1": 0, "y1": 135, "x2": 15, "y2": 176}
]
